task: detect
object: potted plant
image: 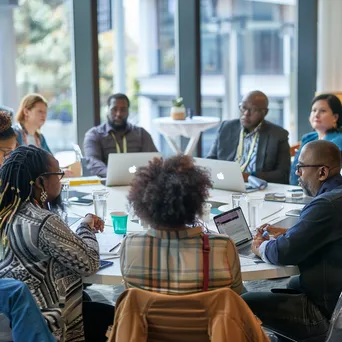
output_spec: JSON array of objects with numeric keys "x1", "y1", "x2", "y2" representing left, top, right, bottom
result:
[{"x1": 170, "y1": 97, "x2": 186, "y2": 120}]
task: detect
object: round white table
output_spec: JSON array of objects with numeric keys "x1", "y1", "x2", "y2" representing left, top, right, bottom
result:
[
  {"x1": 67, "y1": 182, "x2": 302, "y2": 285},
  {"x1": 153, "y1": 116, "x2": 220, "y2": 155}
]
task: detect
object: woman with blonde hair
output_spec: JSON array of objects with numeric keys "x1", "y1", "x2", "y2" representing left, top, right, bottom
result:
[{"x1": 14, "y1": 93, "x2": 51, "y2": 153}]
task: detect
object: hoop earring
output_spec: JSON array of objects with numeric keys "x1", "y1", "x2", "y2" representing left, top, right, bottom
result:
[{"x1": 40, "y1": 190, "x2": 48, "y2": 204}]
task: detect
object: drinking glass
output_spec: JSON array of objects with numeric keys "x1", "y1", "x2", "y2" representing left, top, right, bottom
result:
[
  {"x1": 201, "y1": 202, "x2": 212, "y2": 224},
  {"x1": 92, "y1": 190, "x2": 109, "y2": 221},
  {"x1": 111, "y1": 211, "x2": 128, "y2": 234},
  {"x1": 60, "y1": 180, "x2": 70, "y2": 206},
  {"x1": 231, "y1": 193, "x2": 244, "y2": 209},
  {"x1": 246, "y1": 194, "x2": 264, "y2": 230}
]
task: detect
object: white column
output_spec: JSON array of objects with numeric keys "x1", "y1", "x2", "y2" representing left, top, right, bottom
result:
[
  {"x1": 223, "y1": 27, "x2": 239, "y2": 120},
  {"x1": 317, "y1": 0, "x2": 342, "y2": 92},
  {"x1": 112, "y1": 0, "x2": 126, "y2": 93},
  {"x1": 138, "y1": 0, "x2": 158, "y2": 142},
  {"x1": 0, "y1": 5, "x2": 18, "y2": 110}
]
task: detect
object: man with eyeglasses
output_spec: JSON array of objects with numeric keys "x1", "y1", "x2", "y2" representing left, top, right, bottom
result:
[
  {"x1": 243, "y1": 140, "x2": 342, "y2": 341},
  {"x1": 207, "y1": 90, "x2": 290, "y2": 184}
]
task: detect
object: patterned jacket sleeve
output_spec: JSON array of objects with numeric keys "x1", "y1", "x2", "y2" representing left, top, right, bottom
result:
[{"x1": 38, "y1": 215, "x2": 100, "y2": 276}]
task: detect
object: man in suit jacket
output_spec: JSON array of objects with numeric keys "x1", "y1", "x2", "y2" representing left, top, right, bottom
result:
[{"x1": 207, "y1": 90, "x2": 290, "y2": 184}]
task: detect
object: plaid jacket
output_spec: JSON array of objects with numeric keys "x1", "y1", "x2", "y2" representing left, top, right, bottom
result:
[{"x1": 120, "y1": 226, "x2": 243, "y2": 295}]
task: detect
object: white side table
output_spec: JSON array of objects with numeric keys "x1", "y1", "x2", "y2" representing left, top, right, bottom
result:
[{"x1": 153, "y1": 116, "x2": 220, "y2": 155}]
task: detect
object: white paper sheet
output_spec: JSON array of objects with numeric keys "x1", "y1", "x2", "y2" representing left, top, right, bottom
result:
[{"x1": 96, "y1": 233, "x2": 125, "y2": 255}]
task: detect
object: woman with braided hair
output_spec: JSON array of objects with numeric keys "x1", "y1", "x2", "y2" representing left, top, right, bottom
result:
[
  {"x1": 0, "y1": 110, "x2": 17, "y2": 166},
  {"x1": 0, "y1": 145, "x2": 114, "y2": 342}
]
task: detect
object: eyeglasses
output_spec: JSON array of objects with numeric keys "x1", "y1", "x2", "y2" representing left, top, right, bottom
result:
[
  {"x1": 238, "y1": 104, "x2": 266, "y2": 114},
  {"x1": 39, "y1": 169, "x2": 65, "y2": 181},
  {"x1": 295, "y1": 164, "x2": 328, "y2": 173},
  {"x1": 0, "y1": 148, "x2": 14, "y2": 158}
]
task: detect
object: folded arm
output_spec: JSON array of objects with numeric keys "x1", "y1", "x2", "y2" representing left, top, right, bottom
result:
[{"x1": 39, "y1": 215, "x2": 100, "y2": 276}]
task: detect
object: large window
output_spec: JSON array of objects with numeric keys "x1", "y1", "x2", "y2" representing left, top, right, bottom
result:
[
  {"x1": 157, "y1": 0, "x2": 175, "y2": 74},
  {"x1": 14, "y1": 0, "x2": 75, "y2": 153},
  {"x1": 98, "y1": 0, "x2": 140, "y2": 124}
]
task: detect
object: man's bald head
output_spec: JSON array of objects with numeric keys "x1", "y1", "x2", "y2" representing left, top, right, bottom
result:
[
  {"x1": 302, "y1": 140, "x2": 341, "y2": 174},
  {"x1": 297, "y1": 140, "x2": 341, "y2": 196},
  {"x1": 243, "y1": 91, "x2": 269, "y2": 108},
  {"x1": 240, "y1": 91, "x2": 269, "y2": 132}
]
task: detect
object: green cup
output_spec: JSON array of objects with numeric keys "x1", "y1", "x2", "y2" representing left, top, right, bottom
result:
[{"x1": 110, "y1": 211, "x2": 128, "y2": 234}]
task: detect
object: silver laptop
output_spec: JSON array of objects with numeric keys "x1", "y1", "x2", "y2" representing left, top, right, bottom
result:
[
  {"x1": 106, "y1": 152, "x2": 162, "y2": 186},
  {"x1": 194, "y1": 158, "x2": 258, "y2": 192},
  {"x1": 213, "y1": 207, "x2": 256, "y2": 258}
]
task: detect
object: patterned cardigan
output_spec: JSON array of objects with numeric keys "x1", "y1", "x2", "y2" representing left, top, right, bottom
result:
[{"x1": 0, "y1": 202, "x2": 100, "y2": 342}]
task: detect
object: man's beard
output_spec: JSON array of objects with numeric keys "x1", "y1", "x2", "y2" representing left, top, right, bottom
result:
[
  {"x1": 108, "y1": 116, "x2": 127, "y2": 130},
  {"x1": 299, "y1": 178, "x2": 314, "y2": 197}
]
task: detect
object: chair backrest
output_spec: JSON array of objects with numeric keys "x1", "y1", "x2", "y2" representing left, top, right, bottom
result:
[
  {"x1": 290, "y1": 143, "x2": 300, "y2": 157},
  {"x1": 325, "y1": 292, "x2": 342, "y2": 341},
  {"x1": 108, "y1": 287, "x2": 270, "y2": 342}
]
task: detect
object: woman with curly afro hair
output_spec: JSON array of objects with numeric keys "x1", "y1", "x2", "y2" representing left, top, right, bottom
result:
[
  {"x1": 120, "y1": 154, "x2": 243, "y2": 295},
  {"x1": 0, "y1": 110, "x2": 17, "y2": 166}
]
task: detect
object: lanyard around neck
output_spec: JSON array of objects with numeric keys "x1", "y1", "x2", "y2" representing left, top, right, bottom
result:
[
  {"x1": 236, "y1": 128, "x2": 258, "y2": 172},
  {"x1": 110, "y1": 132, "x2": 127, "y2": 153}
]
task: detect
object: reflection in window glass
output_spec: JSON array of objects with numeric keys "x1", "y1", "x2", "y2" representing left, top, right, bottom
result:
[
  {"x1": 157, "y1": 0, "x2": 175, "y2": 74},
  {"x1": 98, "y1": 0, "x2": 140, "y2": 125},
  {"x1": 14, "y1": 0, "x2": 75, "y2": 153}
]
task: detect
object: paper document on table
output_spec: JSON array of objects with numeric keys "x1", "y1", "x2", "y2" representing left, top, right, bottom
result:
[
  {"x1": 240, "y1": 258, "x2": 258, "y2": 267},
  {"x1": 96, "y1": 233, "x2": 125, "y2": 255}
]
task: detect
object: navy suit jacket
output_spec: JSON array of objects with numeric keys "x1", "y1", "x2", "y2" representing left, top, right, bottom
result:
[
  {"x1": 207, "y1": 119, "x2": 290, "y2": 184},
  {"x1": 265, "y1": 175, "x2": 342, "y2": 318}
]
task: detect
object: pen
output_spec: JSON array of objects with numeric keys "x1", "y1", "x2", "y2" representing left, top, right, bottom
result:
[{"x1": 109, "y1": 242, "x2": 121, "y2": 253}]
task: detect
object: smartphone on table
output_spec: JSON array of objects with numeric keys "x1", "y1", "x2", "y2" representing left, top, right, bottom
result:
[
  {"x1": 68, "y1": 197, "x2": 93, "y2": 206},
  {"x1": 285, "y1": 209, "x2": 301, "y2": 217}
]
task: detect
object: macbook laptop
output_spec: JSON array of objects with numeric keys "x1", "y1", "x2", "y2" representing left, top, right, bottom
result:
[
  {"x1": 213, "y1": 207, "x2": 256, "y2": 258},
  {"x1": 194, "y1": 158, "x2": 258, "y2": 192},
  {"x1": 106, "y1": 152, "x2": 162, "y2": 186}
]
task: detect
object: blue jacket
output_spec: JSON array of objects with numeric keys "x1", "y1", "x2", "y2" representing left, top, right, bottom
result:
[
  {"x1": 290, "y1": 131, "x2": 342, "y2": 185},
  {"x1": 264, "y1": 175, "x2": 342, "y2": 318},
  {"x1": 13, "y1": 124, "x2": 52, "y2": 154}
]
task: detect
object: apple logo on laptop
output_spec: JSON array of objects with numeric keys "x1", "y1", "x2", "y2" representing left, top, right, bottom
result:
[
  {"x1": 129, "y1": 165, "x2": 137, "y2": 174},
  {"x1": 217, "y1": 172, "x2": 224, "y2": 180}
]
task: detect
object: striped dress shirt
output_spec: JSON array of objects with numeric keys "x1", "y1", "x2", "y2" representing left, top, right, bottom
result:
[{"x1": 120, "y1": 226, "x2": 243, "y2": 295}]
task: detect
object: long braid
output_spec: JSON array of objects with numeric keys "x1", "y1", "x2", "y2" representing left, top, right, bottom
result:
[{"x1": 0, "y1": 145, "x2": 50, "y2": 248}]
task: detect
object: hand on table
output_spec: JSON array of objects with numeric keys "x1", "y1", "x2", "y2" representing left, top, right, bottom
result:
[
  {"x1": 251, "y1": 230, "x2": 267, "y2": 257},
  {"x1": 252, "y1": 223, "x2": 288, "y2": 257},
  {"x1": 63, "y1": 169, "x2": 73, "y2": 178},
  {"x1": 257, "y1": 223, "x2": 288, "y2": 238},
  {"x1": 242, "y1": 172, "x2": 250, "y2": 182},
  {"x1": 82, "y1": 214, "x2": 105, "y2": 233}
]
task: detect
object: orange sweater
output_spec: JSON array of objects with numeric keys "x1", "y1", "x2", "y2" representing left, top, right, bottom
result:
[{"x1": 108, "y1": 287, "x2": 270, "y2": 342}]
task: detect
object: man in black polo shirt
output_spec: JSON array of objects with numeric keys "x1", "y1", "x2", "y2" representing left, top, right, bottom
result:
[{"x1": 244, "y1": 140, "x2": 342, "y2": 341}]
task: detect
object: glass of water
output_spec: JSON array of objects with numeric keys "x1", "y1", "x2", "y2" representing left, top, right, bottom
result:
[
  {"x1": 60, "y1": 180, "x2": 70, "y2": 206},
  {"x1": 246, "y1": 194, "x2": 264, "y2": 230},
  {"x1": 92, "y1": 190, "x2": 109, "y2": 221},
  {"x1": 231, "y1": 193, "x2": 245, "y2": 209}
]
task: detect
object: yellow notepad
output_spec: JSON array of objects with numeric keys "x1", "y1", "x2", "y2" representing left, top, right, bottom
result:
[{"x1": 68, "y1": 177, "x2": 102, "y2": 186}]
